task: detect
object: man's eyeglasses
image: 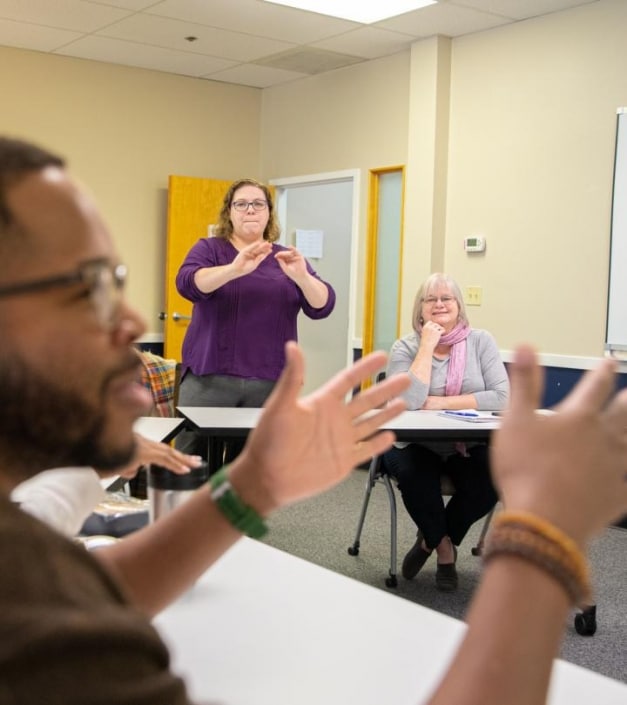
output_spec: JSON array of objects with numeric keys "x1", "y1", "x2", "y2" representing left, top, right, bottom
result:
[
  {"x1": 423, "y1": 295, "x2": 456, "y2": 306},
  {"x1": 0, "y1": 258, "x2": 127, "y2": 330},
  {"x1": 231, "y1": 199, "x2": 268, "y2": 212}
]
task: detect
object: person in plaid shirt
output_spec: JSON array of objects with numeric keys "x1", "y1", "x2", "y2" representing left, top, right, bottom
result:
[{"x1": 138, "y1": 350, "x2": 179, "y2": 417}]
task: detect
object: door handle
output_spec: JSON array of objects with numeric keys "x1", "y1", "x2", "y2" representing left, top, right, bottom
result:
[
  {"x1": 172, "y1": 312, "x2": 192, "y2": 322},
  {"x1": 158, "y1": 311, "x2": 167, "y2": 320}
]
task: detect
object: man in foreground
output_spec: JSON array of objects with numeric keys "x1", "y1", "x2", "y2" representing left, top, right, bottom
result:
[{"x1": 0, "y1": 136, "x2": 626, "y2": 704}]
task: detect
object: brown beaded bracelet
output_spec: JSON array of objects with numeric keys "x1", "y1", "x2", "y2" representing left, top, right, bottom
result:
[{"x1": 483, "y1": 511, "x2": 592, "y2": 607}]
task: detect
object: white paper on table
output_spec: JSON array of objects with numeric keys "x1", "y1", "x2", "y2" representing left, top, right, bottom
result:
[{"x1": 295, "y1": 229, "x2": 324, "y2": 258}]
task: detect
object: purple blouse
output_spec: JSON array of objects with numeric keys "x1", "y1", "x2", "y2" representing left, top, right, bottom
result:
[{"x1": 176, "y1": 237, "x2": 336, "y2": 381}]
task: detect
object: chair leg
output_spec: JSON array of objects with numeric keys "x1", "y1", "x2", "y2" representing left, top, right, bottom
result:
[
  {"x1": 471, "y1": 505, "x2": 497, "y2": 556},
  {"x1": 348, "y1": 455, "x2": 399, "y2": 588},
  {"x1": 382, "y1": 473, "x2": 398, "y2": 587},
  {"x1": 347, "y1": 456, "x2": 379, "y2": 557}
]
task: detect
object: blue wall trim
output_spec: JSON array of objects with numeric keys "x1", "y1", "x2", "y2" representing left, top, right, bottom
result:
[{"x1": 540, "y1": 366, "x2": 627, "y2": 407}]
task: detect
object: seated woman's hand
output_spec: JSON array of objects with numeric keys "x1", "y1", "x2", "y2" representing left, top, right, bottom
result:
[
  {"x1": 422, "y1": 395, "x2": 445, "y2": 410},
  {"x1": 98, "y1": 435, "x2": 203, "y2": 480}
]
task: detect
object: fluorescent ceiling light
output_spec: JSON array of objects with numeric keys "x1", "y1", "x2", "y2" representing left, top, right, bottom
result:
[{"x1": 263, "y1": 0, "x2": 437, "y2": 24}]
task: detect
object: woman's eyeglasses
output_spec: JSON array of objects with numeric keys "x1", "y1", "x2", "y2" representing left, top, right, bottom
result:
[
  {"x1": 423, "y1": 295, "x2": 456, "y2": 306},
  {"x1": 231, "y1": 199, "x2": 268, "y2": 212}
]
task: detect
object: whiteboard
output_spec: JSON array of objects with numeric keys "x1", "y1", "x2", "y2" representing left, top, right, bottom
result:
[{"x1": 605, "y1": 109, "x2": 627, "y2": 352}]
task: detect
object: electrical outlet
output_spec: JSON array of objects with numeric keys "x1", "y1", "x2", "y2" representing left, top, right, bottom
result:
[{"x1": 465, "y1": 286, "x2": 482, "y2": 306}]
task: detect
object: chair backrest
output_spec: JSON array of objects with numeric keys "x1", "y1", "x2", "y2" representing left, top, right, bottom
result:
[{"x1": 138, "y1": 350, "x2": 180, "y2": 418}]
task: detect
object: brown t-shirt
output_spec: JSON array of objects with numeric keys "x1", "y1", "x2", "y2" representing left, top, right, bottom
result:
[{"x1": 0, "y1": 495, "x2": 192, "y2": 704}]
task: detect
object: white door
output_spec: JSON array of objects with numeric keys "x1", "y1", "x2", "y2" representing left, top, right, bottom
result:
[{"x1": 273, "y1": 172, "x2": 359, "y2": 395}]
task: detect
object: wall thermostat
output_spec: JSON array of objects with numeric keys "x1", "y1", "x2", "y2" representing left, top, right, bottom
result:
[{"x1": 464, "y1": 235, "x2": 486, "y2": 253}]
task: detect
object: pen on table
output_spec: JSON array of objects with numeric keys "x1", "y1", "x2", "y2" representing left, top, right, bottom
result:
[{"x1": 443, "y1": 410, "x2": 478, "y2": 417}]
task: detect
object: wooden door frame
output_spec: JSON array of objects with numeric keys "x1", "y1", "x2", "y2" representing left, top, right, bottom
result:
[{"x1": 363, "y1": 166, "x2": 405, "y2": 359}]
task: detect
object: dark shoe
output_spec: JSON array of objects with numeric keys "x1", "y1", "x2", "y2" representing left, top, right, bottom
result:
[
  {"x1": 435, "y1": 546, "x2": 458, "y2": 592},
  {"x1": 402, "y1": 531, "x2": 432, "y2": 580}
]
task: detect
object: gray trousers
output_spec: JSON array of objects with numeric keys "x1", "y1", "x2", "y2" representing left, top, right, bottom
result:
[{"x1": 175, "y1": 372, "x2": 275, "y2": 468}]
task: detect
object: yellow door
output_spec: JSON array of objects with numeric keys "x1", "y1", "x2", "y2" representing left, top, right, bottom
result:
[{"x1": 164, "y1": 176, "x2": 232, "y2": 359}]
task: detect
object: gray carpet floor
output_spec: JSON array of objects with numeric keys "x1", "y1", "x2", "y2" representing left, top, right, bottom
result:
[{"x1": 262, "y1": 468, "x2": 627, "y2": 684}]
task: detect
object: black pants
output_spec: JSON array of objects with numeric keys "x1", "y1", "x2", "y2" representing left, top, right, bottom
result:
[{"x1": 383, "y1": 443, "x2": 497, "y2": 550}]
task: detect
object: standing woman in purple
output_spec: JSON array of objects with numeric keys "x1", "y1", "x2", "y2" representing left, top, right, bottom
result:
[{"x1": 175, "y1": 178, "x2": 336, "y2": 461}]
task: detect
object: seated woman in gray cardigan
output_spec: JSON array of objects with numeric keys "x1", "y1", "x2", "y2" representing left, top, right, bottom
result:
[{"x1": 383, "y1": 273, "x2": 509, "y2": 591}]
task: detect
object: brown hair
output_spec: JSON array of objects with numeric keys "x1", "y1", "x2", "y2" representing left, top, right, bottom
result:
[{"x1": 213, "y1": 178, "x2": 281, "y2": 243}]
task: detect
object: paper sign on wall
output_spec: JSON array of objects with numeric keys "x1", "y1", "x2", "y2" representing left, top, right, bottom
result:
[{"x1": 295, "y1": 229, "x2": 324, "y2": 258}]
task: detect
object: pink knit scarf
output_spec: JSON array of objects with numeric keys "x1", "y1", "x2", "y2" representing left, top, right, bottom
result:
[
  {"x1": 417, "y1": 321, "x2": 470, "y2": 395},
  {"x1": 427, "y1": 322, "x2": 471, "y2": 456}
]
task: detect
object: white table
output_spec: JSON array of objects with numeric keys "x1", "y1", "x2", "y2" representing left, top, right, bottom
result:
[
  {"x1": 154, "y1": 538, "x2": 627, "y2": 705},
  {"x1": 133, "y1": 416, "x2": 186, "y2": 443},
  {"x1": 176, "y1": 407, "x2": 500, "y2": 476},
  {"x1": 176, "y1": 407, "x2": 500, "y2": 442}
]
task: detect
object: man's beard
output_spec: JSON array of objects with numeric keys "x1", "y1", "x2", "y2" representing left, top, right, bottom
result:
[{"x1": 0, "y1": 353, "x2": 139, "y2": 485}]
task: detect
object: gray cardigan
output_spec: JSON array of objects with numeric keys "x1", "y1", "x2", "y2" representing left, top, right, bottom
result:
[{"x1": 387, "y1": 329, "x2": 509, "y2": 411}]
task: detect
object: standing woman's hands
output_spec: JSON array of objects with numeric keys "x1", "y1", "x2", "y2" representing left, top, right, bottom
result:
[
  {"x1": 275, "y1": 246, "x2": 330, "y2": 308},
  {"x1": 274, "y1": 246, "x2": 309, "y2": 283},
  {"x1": 231, "y1": 240, "x2": 272, "y2": 276},
  {"x1": 192, "y1": 239, "x2": 272, "y2": 294}
]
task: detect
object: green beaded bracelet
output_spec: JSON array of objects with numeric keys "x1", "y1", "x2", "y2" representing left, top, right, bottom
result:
[{"x1": 209, "y1": 465, "x2": 268, "y2": 539}]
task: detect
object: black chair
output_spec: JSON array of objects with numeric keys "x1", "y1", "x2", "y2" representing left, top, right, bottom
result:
[
  {"x1": 348, "y1": 452, "x2": 495, "y2": 588},
  {"x1": 349, "y1": 453, "x2": 600, "y2": 636}
]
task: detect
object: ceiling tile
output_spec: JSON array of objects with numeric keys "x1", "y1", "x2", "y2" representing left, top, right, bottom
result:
[
  {"x1": 57, "y1": 35, "x2": 237, "y2": 77},
  {"x1": 0, "y1": 0, "x2": 130, "y2": 32},
  {"x1": 0, "y1": 18, "x2": 81, "y2": 50},
  {"x1": 97, "y1": 12, "x2": 296, "y2": 62},
  {"x1": 149, "y1": 0, "x2": 359, "y2": 43},
  {"x1": 0, "y1": 0, "x2": 605, "y2": 88},
  {"x1": 254, "y1": 46, "x2": 363, "y2": 74},
  {"x1": 205, "y1": 62, "x2": 308, "y2": 89},
  {"x1": 446, "y1": 0, "x2": 598, "y2": 21},
  {"x1": 376, "y1": 2, "x2": 512, "y2": 37},
  {"x1": 88, "y1": 0, "x2": 161, "y2": 9},
  {"x1": 312, "y1": 26, "x2": 417, "y2": 60}
]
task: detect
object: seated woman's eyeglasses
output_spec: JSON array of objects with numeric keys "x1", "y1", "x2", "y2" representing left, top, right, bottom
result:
[
  {"x1": 231, "y1": 199, "x2": 268, "y2": 212},
  {"x1": 423, "y1": 296, "x2": 455, "y2": 305}
]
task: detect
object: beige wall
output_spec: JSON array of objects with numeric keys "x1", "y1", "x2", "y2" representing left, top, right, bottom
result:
[
  {"x1": 0, "y1": 46, "x2": 261, "y2": 331},
  {"x1": 262, "y1": 0, "x2": 627, "y2": 361},
  {"x1": 260, "y1": 51, "x2": 411, "y2": 337},
  {"x1": 402, "y1": 36, "x2": 452, "y2": 328},
  {"x1": 3, "y1": 0, "x2": 626, "y2": 361},
  {"x1": 440, "y1": 0, "x2": 627, "y2": 358}
]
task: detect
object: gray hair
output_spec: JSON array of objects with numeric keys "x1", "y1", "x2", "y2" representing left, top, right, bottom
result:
[{"x1": 411, "y1": 272, "x2": 468, "y2": 332}]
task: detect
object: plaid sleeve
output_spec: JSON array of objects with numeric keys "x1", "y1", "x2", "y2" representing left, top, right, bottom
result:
[{"x1": 139, "y1": 351, "x2": 178, "y2": 417}]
